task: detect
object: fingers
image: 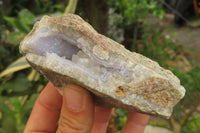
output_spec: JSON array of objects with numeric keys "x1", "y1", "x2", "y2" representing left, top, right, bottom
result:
[
  {"x1": 24, "y1": 82, "x2": 149, "y2": 133},
  {"x1": 24, "y1": 82, "x2": 62, "y2": 133},
  {"x1": 57, "y1": 84, "x2": 94, "y2": 133},
  {"x1": 121, "y1": 112, "x2": 149, "y2": 133},
  {"x1": 91, "y1": 106, "x2": 112, "y2": 133}
]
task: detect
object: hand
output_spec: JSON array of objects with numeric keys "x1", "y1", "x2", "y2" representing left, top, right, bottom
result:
[{"x1": 24, "y1": 82, "x2": 149, "y2": 133}]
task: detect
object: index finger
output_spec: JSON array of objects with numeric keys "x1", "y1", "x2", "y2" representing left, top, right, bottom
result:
[{"x1": 24, "y1": 82, "x2": 62, "y2": 133}]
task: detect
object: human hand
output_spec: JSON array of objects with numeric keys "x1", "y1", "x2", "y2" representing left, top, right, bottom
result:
[{"x1": 24, "y1": 82, "x2": 149, "y2": 133}]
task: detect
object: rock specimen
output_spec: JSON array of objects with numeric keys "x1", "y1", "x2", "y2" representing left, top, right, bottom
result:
[{"x1": 19, "y1": 14, "x2": 185, "y2": 118}]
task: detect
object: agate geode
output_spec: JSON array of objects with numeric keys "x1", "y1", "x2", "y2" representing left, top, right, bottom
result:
[{"x1": 19, "y1": 14, "x2": 185, "y2": 118}]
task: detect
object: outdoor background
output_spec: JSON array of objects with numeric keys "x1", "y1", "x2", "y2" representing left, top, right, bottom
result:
[{"x1": 0, "y1": 0, "x2": 200, "y2": 133}]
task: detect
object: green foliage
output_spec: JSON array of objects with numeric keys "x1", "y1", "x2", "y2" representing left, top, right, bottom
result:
[
  {"x1": 18, "y1": 9, "x2": 35, "y2": 31},
  {"x1": 115, "y1": 108, "x2": 129, "y2": 130},
  {"x1": 34, "y1": 0, "x2": 55, "y2": 14},
  {"x1": 1, "y1": 0, "x2": 64, "y2": 16},
  {"x1": 1, "y1": 73, "x2": 32, "y2": 93},
  {"x1": 173, "y1": 67, "x2": 200, "y2": 104},
  {"x1": 172, "y1": 67, "x2": 200, "y2": 133},
  {"x1": 6, "y1": 32, "x2": 27, "y2": 46},
  {"x1": 2, "y1": 113, "x2": 17, "y2": 133},
  {"x1": 109, "y1": 0, "x2": 165, "y2": 25},
  {"x1": 0, "y1": 95, "x2": 39, "y2": 133},
  {"x1": 183, "y1": 116, "x2": 200, "y2": 133},
  {"x1": 4, "y1": 9, "x2": 34, "y2": 32},
  {"x1": 140, "y1": 32, "x2": 180, "y2": 66},
  {"x1": 33, "y1": 0, "x2": 64, "y2": 14},
  {"x1": 4, "y1": 9, "x2": 35, "y2": 46}
]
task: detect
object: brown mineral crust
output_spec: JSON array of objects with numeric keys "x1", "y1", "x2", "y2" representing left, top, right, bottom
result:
[{"x1": 124, "y1": 77, "x2": 176, "y2": 108}]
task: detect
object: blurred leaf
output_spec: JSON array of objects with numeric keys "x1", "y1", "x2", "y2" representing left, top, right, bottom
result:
[
  {"x1": 2, "y1": 114, "x2": 17, "y2": 133},
  {"x1": 3, "y1": 16, "x2": 19, "y2": 30},
  {"x1": 6, "y1": 31, "x2": 26, "y2": 46},
  {"x1": 18, "y1": 9, "x2": 35, "y2": 26},
  {"x1": 4, "y1": 16, "x2": 26, "y2": 32},
  {"x1": 2, "y1": 73, "x2": 31, "y2": 92},
  {"x1": 116, "y1": 108, "x2": 129, "y2": 117},
  {"x1": 11, "y1": 97, "x2": 24, "y2": 131},
  {"x1": 0, "y1": 57, "x2": 30, "y2": 78},
  {"x1": 28, "y1": 69, "x2": 40, "y2": 81},
  {"x1": 115, "y1": 108, "x2": 128, "y2": 130},
  {"x1": 11, "y1": 97, "x2": 22, "y2": 112},
  {"x1": 18, "y1": 9, "x2": 35, "y2": 32},
  {"x1": 109, "y1": 0, "x2": 164, "y2": 25},
  {"x1": 114, "y1": 108, "x2": 128, "y2": 131},
  {"x1": 0, "y1": 97, "x2": 17, "y2": 133},
  {"x1": 172, "y1": 67, "x2": 200, "y2": 106},
  {"x1": 64, "y1": 0, "x2": 78, "y2": 14},
  {"x1": 4, "y1": 9, "x2": 34, "y2": 33},
  {"x1": 183, "y1": 116, "x2": 200, "y2": 133},
  {"x1": 21, "y1": 94, "x2": 38, "y2": 114},
  {"x1": 118, "y1": 116, "x2": 127, "y2": 130},
  {"x1": 173, "y1": 103, "x2": 182, "y2": 120},
  {"x1": 0, "y1": 98, "x2": 12, "y2": 114},
  {"x1": 54, "y1": 4, "x2": 64, "y2": 11}
]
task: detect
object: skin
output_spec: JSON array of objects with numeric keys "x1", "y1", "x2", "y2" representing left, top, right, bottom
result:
[{"x1": 24, "y1": 82, "x2": 149, "y2": 133}]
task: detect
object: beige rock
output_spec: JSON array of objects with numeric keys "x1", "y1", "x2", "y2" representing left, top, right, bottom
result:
[
  {"x1": 144, "y1": 125, "x2": 172, "y2": 133},
  {"x1": 19, "y1": 14, "x2": 185, "y2": 118}
]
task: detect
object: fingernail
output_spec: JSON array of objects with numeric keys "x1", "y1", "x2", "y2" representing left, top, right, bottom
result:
[{"x1": 64, "y1": 87, "x2": 84, "y2": 112}]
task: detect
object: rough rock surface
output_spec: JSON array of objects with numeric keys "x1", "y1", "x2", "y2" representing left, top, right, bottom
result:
[
  {"x1": 144, "y1": 125, "x2": 172, "y2": 133},
  {"x1": 19, "y1": 14, "x2": 185, "y2": 118}
]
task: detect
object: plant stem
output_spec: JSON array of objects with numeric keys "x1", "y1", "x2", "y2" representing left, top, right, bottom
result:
[{"x1": 64, "y1": 0, "x2": 78, "y2": 14}]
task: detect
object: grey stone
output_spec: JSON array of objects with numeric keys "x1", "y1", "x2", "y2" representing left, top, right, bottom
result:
[{"x1": 19, "y1": 14, "x2": 185, "y2": 118}]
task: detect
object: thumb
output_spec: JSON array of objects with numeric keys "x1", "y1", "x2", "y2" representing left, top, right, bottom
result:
[{"x1": 57, "y1": 84, "x2": 94, "y2": 133}]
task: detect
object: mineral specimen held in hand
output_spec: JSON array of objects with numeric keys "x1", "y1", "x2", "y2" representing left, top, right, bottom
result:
[{"x1": 19, "y1": 14, "x2": 185, "y2": 118}]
